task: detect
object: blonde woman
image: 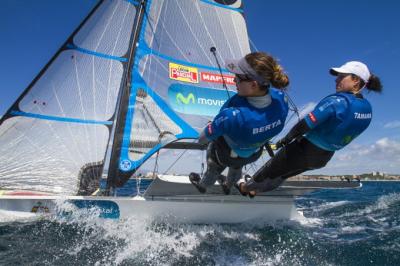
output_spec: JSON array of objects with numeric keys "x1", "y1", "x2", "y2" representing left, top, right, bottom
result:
[{"x1": 190, "y1": 52, "x2": 290, "y2": 194}]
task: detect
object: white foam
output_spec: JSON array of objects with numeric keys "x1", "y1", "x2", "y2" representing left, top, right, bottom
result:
[
  {"x1": 313, "y1": 200, "x2": 350, "y2": 212},
  {"x1": 0, "y1": 209, "x2": 39, "y2": 223},
  {"x1": 340, "y1": 226, "x2": 366, "y2": 233},
  {"x1": 339, "y1": 193, "x2": 400, "y2": 218}
]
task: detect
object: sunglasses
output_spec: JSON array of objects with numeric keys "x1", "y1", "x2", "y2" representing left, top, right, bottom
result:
[
  {"x1": 337, "y1": 73, "x2": 351, "y2": 79},
  {"x1": 234, "y1": 74, "x2": 253, "y2": 83}
]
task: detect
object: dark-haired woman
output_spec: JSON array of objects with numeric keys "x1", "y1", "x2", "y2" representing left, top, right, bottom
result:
[
  {"x1": 237, "y1": 61, "x2": 383, "y2": 195},
  {"x1": 190, "y1": 52, "x2": 290, "y2": 194}
]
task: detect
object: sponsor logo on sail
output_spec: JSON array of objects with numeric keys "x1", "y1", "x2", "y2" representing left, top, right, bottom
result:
[
  {"x1": 169, "y1": 63, "x2": 199, "y2": 83},
  {"x1": 176, "y1": 93, "x2": 195, "y2": 105},
  {"x1": 175, "y1": 92, "x2": 226, "y2": 107},
  {"x1": 119, "y1": 159, "x2": 132, "y2": 171},
  {"x1": 168, "y1": 84, "x2": 235, "y2": 116},
  {"x1": 201, "y1": 72, "x2": 235, "y2": 85}
]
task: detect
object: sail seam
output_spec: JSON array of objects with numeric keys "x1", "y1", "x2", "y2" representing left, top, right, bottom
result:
[
  {"x1": 66, "y1": 44, "x2": 128, "y2": 62},
  {"x1": 140, "y1": 45, "x2": 230, "y2": 73},
  {"x1": 10, "y1": 111, "x2": 112, "y2": 125},
  {"x1": 200, "y1": 0, "x2": 243, "y2": 13}
]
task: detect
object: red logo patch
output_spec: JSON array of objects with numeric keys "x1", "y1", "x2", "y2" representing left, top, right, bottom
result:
[
  {"x1": 308, "y1": 112, "x2": 317, "y2": 123},
  {"x1": 201, "y1": 72, "x2": 235, "y2": 85},
  {"x1": 207, "y1": 123, "x2": 213, "y2": 135}
]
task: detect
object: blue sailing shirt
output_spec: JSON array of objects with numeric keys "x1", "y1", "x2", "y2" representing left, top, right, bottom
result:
[
  {"x1": 204, "y1": 88, "x2": 289, "y2": 158},
  {"x1": 304, "y1": 92, "x2": 372, "y2": 151}
]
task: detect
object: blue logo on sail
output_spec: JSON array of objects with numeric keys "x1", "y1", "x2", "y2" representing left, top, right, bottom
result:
[
  {"x1": 120, "y1": 159, "x2": 132, "y2": 171},
  {"x1": 168, "y1": 84, "x2": 235, "y2": 116}
]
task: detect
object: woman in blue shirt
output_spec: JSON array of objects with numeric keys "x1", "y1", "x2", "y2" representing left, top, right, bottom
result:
[
  {"x1": 190, "y1": 52, "x2": 290, "y2": 194},
  {"x1": 237, "y1": 61, "x2": 383, "y2": 196}
]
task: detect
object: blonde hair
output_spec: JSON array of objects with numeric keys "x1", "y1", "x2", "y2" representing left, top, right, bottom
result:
[{"x1": 245, "y1": 52, "x2": 289, "y2": 89}]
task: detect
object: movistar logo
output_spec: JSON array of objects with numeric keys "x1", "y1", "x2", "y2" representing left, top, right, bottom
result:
[{"x1": 176, "y1": 93, "x2": 195, "y2": 105}]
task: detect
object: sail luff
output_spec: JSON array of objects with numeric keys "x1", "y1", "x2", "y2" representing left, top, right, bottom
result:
[{"x1": 106, "y1": 0, "x2": 148, "y2": 192}]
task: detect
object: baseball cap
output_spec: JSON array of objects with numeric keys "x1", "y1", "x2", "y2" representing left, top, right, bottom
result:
[{"x1": 330, "y1": 61, "x2": 371, "y2": 83}]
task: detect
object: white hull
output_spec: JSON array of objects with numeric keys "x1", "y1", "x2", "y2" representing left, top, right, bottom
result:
[
  {"x1": 0, "y1": 195, "x2": 301, "y2": 224},
  {"x1": 0, "y1": 175, "x2": 360, "y2": 224}
]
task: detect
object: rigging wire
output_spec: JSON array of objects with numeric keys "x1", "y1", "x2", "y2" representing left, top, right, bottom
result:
[
  {"x1": 162, "y1": 149, "x2": 188, "y2": 175},
  {"x1": 284, "y1": 90, "x2": 300, "y2": 120},
  {"x1": 152, "y1": 150, "x2": 160, "y2": 177},
  {"x1": 210, "y1": 47, "x2": 231, "y2": 99},
  {"x1": 249, "y1": 37, "x2": 301, "y2": 123}
]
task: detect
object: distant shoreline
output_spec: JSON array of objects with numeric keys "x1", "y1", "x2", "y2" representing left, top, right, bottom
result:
[{"x1": 290, "y1": 173, "x2": 400, "y2": 182}]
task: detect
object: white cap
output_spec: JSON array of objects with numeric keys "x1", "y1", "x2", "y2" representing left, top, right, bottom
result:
[{"x1": 330, "y1": 61, "x2": 371, "y2": 83}]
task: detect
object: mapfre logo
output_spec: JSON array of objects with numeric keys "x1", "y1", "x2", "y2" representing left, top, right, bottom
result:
[
  {"x1": 169, "y1": 63, "x2": 199, "y2": 83},
  {"x1": 201, "y1": 72, "x2": 235, "y2": 85}
]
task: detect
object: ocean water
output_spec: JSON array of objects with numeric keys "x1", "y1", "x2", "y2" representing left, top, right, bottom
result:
[{"x1": 1, "y1": 181, "x2": 399, "y2": 266}]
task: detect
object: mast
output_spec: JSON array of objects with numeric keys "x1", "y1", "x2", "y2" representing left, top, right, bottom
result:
[{"x1": 106, "y1": 0, "x2": 148, "y2": 194}]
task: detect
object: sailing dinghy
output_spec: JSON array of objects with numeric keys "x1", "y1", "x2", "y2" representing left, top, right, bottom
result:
[{"x1": 0, "y1": 0, "x2": 360, "y2": 223}]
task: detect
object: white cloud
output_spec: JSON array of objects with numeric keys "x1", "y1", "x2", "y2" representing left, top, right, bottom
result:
[
  {"x1": 314, "y1": 137, "x2": 400, "y2": 175},
  {"x1": 384, "y1": 121, "x2": 400, "y2": 129}
]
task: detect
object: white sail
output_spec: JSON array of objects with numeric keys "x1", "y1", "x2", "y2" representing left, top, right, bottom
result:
[
  {"x1": 0, "y1": 0, "x2": 137, "y2": 194},
  {"x1": 0, "y1": 1, "x2": 362, "y2": 224},
  {"x1": 110, "y1": 0, "x2": 251, "y2": 187}
]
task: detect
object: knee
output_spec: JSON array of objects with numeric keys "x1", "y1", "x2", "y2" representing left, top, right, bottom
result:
[{"x1": 310, "y1": 157, "x2": 331, "y2": 169}]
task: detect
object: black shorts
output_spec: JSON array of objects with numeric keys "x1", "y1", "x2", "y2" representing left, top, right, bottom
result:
[
  {"x1": 253, "y1": 137, "x2": 335, "y2": 182},
  {"x1": 210, "y1": 137, "x2": 263, "y2": 169}
]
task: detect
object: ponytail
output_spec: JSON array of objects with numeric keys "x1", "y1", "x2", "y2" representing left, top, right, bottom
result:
[
  {"x1": 365, "y1": 74, "x2": 383, "y2": 93},
  {"x1": 271, "y1": 64, "x2": 290, "y2": 89},
  {"x1": 245, "y1": 52, "x2": 290, "y2": 90}
]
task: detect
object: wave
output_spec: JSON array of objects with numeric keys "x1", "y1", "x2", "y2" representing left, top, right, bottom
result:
[
  {"x1": 2, "y1": 186, "x2": 400, "y2": 265},
  {"x1": 310, "y1": 200, "x2": 351, "y2": 213},
  {"x1": 338, "y1": 192, "x2": 400, "y2": 218}
]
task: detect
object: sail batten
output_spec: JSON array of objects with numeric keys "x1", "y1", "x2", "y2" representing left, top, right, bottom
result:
[
  {"x1": 66, "y1": 44, "x2": 128, "y2": 62},
  {"x1": 9, "y1": 111, "x2": 113, "y2": 125},
  {"x1": 138, "y1": 45, "x2": 232, "y2": 73},
  {"x1": 200, "y1": 0, "x2": 244, "y2": 12}
]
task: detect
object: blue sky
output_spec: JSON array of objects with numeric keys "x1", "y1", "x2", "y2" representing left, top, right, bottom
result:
[{"x1": 1, "y1": 0, "x2": 399, "y2": 175}]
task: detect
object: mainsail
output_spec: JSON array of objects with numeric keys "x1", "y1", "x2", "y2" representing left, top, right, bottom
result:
[
  {"x1": 0, "y1": 0, "x2": 138, "y2": 194},
  {"x1": 0, "y1": 0, "x2": 251, "y2": 195},
  {"x1": 107, "y1": 0, "x2": 251, "y2": 188}
]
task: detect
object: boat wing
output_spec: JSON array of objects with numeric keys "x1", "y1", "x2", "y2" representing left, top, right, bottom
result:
[{"x1": 144, "y1": 175, "x2": 361, "y2": 197}]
